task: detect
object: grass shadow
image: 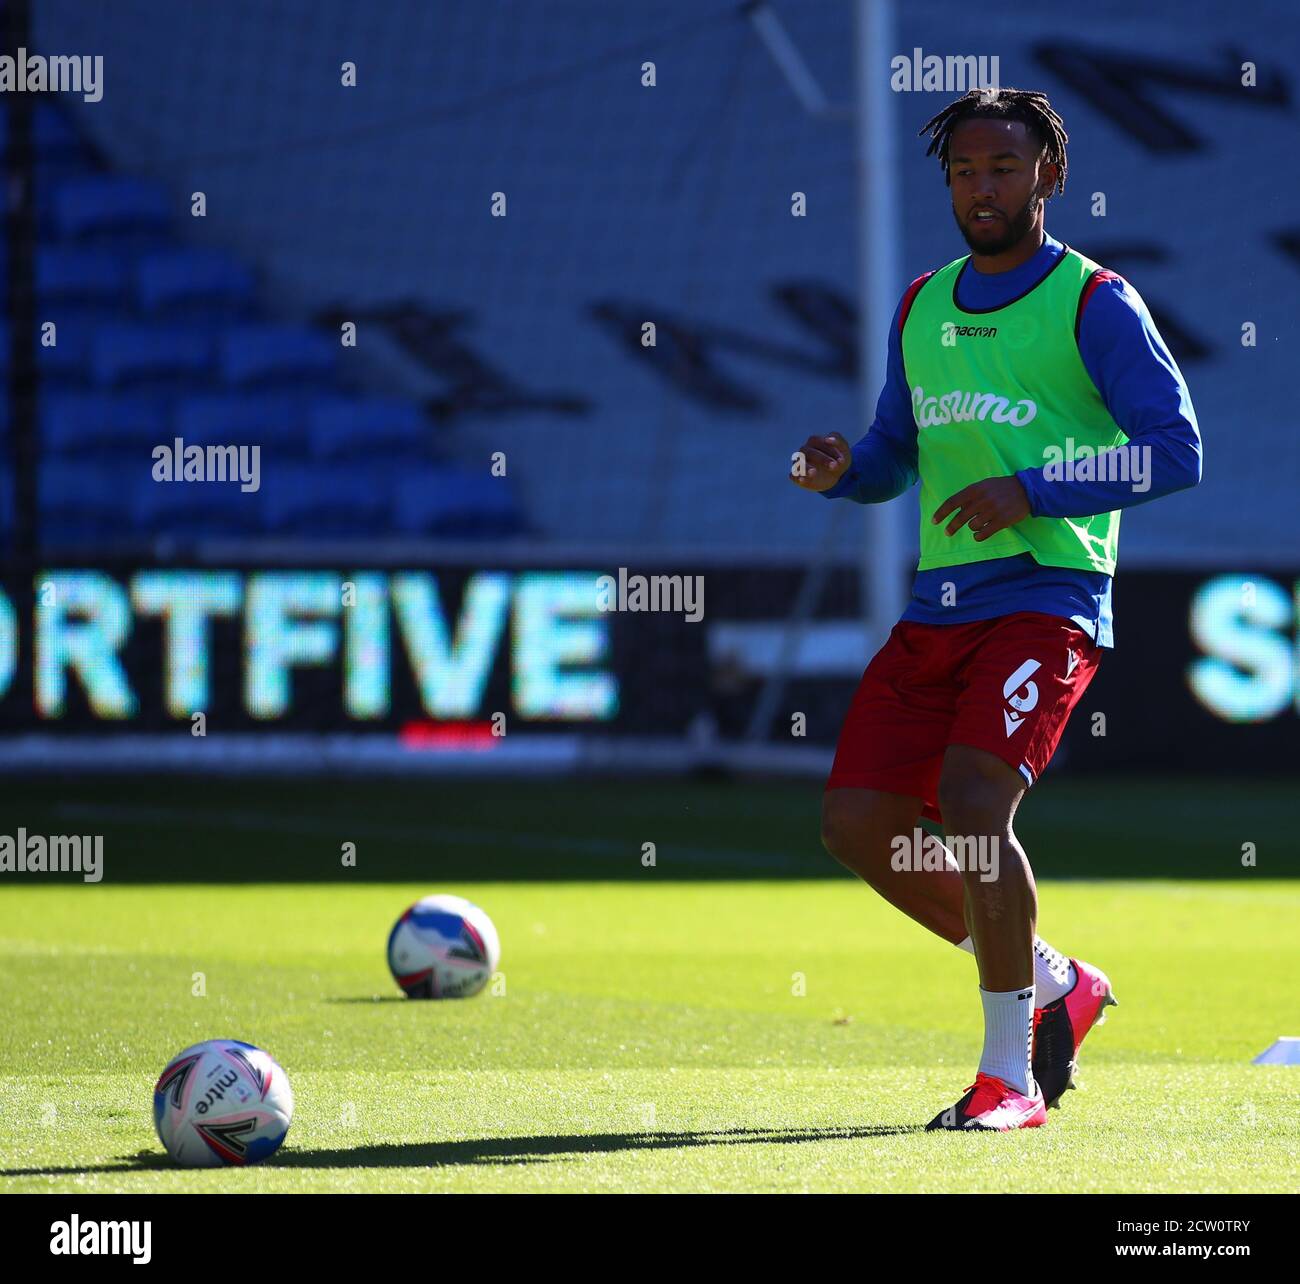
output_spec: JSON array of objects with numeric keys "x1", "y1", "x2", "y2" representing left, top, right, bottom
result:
[
  {"x1": 2, "y1": 1124, "x2": 920, "y2": 1177},
  {"x1": 324, "y1": 995, "x2": 408, "y2": 1004}
]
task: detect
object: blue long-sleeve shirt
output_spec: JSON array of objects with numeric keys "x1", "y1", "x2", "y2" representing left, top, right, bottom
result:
[{"x1": 822, "y1": 232, "x2": 1202, "y2": 647}]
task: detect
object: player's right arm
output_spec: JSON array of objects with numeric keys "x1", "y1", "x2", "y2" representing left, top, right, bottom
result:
[{"x1": 789, "y1": 286, "x2": 920, "y2": 502}]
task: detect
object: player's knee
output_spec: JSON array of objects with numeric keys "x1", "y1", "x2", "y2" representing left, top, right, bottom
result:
[
  {"x1": 820, "y1": 791, "x2": 869, "y2": 863},
  {"x1": 820, "y1": 790, "x2": 888, "y2": 869}
]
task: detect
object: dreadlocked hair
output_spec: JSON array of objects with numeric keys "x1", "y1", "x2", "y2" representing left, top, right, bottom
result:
[{"x1": 918, "y1": 87, "x2": 1068, "y2": 194}]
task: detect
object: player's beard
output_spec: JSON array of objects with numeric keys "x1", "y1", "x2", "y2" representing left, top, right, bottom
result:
[{"x1": 954, "y1": 190, "x2": 1041, "y2": 256}]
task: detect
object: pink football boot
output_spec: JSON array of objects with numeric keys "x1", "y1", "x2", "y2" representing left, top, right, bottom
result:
[
  {"x1": 1032, "y1": 957, "x2": 1118, "y2": 1108},
  {"x1": 925, "y1": 1071, "x2": 1048, "y2": 1131}
]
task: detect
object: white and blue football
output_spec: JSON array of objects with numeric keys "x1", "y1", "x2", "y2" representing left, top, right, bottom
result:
[
  {"x1": 153, "y1": 1039, "x2": 293, "y2": 1167},
  {"x1": 387, "y1": 894, "x2": 500, "y2": 999}
]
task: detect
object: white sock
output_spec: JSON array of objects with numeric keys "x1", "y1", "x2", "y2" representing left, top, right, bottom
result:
[
  {"x1": 978, "y1": 985, "x2": 1035, "y2": 1096},
  {"x1": 1032, "y1": 937, "x2": 1076, "y2": 1006},
  {"x1": 957, "y1": 935, "x2": 1076, "y2": 1007}
]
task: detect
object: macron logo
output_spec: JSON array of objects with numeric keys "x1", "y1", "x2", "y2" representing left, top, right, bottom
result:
[
  {"x1": 1002, "y1": 658, "x2": 1041, "y2": 738},
  {"x1": 50, "y1": 1216, "x2": 151, "y2": 1265}
]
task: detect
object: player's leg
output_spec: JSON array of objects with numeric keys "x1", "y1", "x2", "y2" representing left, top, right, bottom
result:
[
  {"x1": 938, "y1": 745, "x2": 1035, "y2": 994},
  {"x1": 821, "y1": 619, "x2": 966, "y2": 938},
  {"x1": 925, "y1": 743, "x2": 1046, "y2": 1130},
  {"x1": 823, "y1": 787, "x2": 1085, "y2": 1002},
  {"x1": 821, "y1": 618, "x2": 1086, "y2": 995},
  {"x1": 927, "y1": 613, "x2": 1114, "y2": 1129},
  {"x1": 821, "y1": 787, "x2": 966, "y2": 941}
]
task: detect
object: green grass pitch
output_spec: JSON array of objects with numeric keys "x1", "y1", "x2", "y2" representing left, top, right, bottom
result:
[{"x1": 0, "y1": 776, "x2": 1297, "y2": 1193}]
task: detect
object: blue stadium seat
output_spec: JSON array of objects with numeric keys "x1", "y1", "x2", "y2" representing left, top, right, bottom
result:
[
  {"x1": 5, "y1": 104, "x2": 92, "y2": 163},
  {"x1": 91, "y1": 323, "x2": 215, "y2": 388},
  {"x1": 307, "y1": 395, "x2": 428, "y2": 460},
  {"x1": 260, "y1": 463, "x2": 389, "y2": 536},
  {"x1": 49, "y1": 174, "x2": 172, "y2": 244},
  {"x1": 38, "y1": 457, "x2": 146, "y2": 542},
  {"x1": 136, "y1": 247, "x2": 256, "y2": 317},
  {"x1": 0, "y1": 317, "x2": 95, "y2": 385},
  {"x1": 174, "y1": 393, "x2": 310, "y2": 455},
  {"x1": 0, "y1": 93, "x2": 527, "y2": 549},
  {"x1": 42, "y1": 391, "x2": 168, "y2": 454},
  {"x1": 393, "y1": 466, "x2": 522, "y2": 536},
  {"x1": 135, "y1": 468, "x2": 265, "y2": 537},
  {"x1": 37, "y1": 246, "x2": 132, "y2": 308},
  {"x1": 0, "y1": 104, "x2": 94, "y2": 178},
  {"x1": 37, "y1": 318, "x2": 97, "y2": 386},
  {"x1": 218, "y1": 325, "x2": 337, "y2": 389}
]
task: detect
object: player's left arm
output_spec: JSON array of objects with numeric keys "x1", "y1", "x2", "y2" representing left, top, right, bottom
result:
[
  {"x1": 934, "y1": 274, "x2": 1203, "y2": 540},
  {"x1": 1015, "y1": 273, "x2": 1202, "y2": 520}
]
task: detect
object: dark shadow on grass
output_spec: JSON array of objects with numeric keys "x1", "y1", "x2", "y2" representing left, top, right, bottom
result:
[
  {"x1": 2, "y1": 1149, "x2": 175, "y2": 1176},
  {"x1": 324, "y1": 996, "x2": 408, "y2": 1004},
  {"x1": 1, "y1": 1125, "x2": 919, "y2": 1177}
]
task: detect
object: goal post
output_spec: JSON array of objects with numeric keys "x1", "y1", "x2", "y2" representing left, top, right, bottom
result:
[
  {"x1": 744, "y1": 0, "x2": 909, "y2": 746},
  {"x1": 854, "y1": 0, "x2": 909, "y2": 662}
]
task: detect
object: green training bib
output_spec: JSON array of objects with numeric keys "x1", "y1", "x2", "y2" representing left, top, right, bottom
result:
[{"x1": 901, "y1": 245, "x2": 1126, "y2": 575}]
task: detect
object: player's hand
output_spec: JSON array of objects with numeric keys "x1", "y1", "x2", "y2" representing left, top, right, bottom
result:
[
  {"x1": 932, "y1": 475, "x2": 1031, "y2": 540},
  {"x1": 790, "y1": 433, "x2": 852, "y2": 492}
]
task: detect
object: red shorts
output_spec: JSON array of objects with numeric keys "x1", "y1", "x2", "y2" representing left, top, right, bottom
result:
[{"x1": 825, "y1": 611, "x2": 1101, "y2": 822}]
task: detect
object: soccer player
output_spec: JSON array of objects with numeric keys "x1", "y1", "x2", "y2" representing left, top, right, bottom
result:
[{"x1": 792, "y1": 88, "x2": 1201, "y2": 1130}]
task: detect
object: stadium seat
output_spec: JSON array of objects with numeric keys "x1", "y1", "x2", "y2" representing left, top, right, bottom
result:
[
  {"x1": 174, "y1": 392, "x2": 310, "y2": 456},
  {"x1": 0, "y1": 104, "x2": 94, "y2": 179},
  {"x1": 49, "y1": 174, "x2": 173, "y2": 244},
  {"x1": 37, "y1": 318, "x2": 98, "y2": 386},
  {"x1": 135, "y1": 468, "x2": 265, "y2": 537},
  {"x1": 259, "y1": 463, "x2": 390, "y2": 536},
  {"x1": 218, "y1": 325, "x2": 337, "y2": 389},
  {"x1": 37, "y1": 246, "x2": 132, "y2": 309},
  {"x1": 0, "y1": 95, "x2": 535, "y2": 550},
  {"x1": 136, "y1": 247, "x2": 256, "y2": 317},
  {"x1": 0, "y1": 317, "x2": 96, "y2": 386},
  {"x1": 0, "y1": 105, "x2": 83, "y2": 157},
  {"x1": 90, "y1": 323, "x2": 215, "y2": 388},
  {"x1": 38, "y1": 457, "x2": 146, "y2": 542},
  {"x1": 307, "y1": 395, "x2": 428, "y2": 461},
  {"x1": 27, "y1": 104, "x2": 91, "y2": 164},
  {"x1": 41, "y1": 391, "x2": 168, "y2": 454},
  {"x1": 393, "y1": 465, "x2": 522, "y2": 536}
]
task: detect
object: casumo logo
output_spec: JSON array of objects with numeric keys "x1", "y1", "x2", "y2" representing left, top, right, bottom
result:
[{"x1": 912, "y1": 385, "x2": 1037, "y2": 428}]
